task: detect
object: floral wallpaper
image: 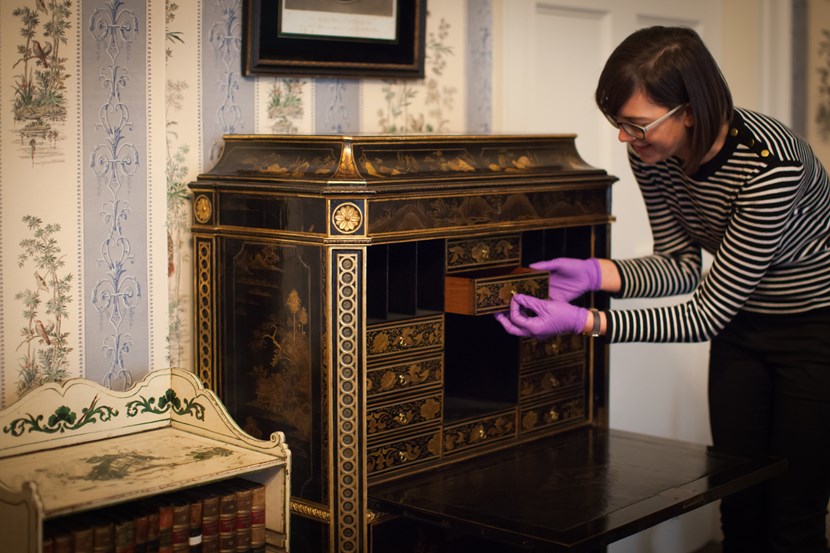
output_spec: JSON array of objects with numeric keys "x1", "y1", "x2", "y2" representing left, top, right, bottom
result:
[{"x1": 0, "y1": 0, "x2": 493, "y2": 408}]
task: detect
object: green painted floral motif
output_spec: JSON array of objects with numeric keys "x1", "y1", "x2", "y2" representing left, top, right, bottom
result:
[
  {"x1": 3, "y1": 396, "x2": 118, "y2": 437},
  {"x1": 126, "y1": 389, "x2": 206, "y2": 420},
  {"x1": 190, "y1": 446, "x2": 233, "y2": 461}
]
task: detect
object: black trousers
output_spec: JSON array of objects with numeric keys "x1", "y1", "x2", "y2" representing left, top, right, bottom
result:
[{"x1": 709, "y1": 307, "x2": 830, "y2": 553}]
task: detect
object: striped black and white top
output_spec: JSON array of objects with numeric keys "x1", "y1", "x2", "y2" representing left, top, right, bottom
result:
[{"x1": 607, "y1": 108, "x2": 830, "y2": 343}]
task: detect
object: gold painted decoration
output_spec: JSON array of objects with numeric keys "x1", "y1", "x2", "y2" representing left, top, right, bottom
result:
[
  {"x1": 366, "y1": 431, "x2": 441, "y2": 475},
  {"x1": 367, "y1": 395, "x2": 442, "y2": 435},
  {"x1": 443, "y1": 413, "x2": 515, "y2": 454},
  {"x1": 520, "y1": 335, "x2": 584, "y2": 365},
  {"x1": 519, "y1": 365, "x2": 584, "y2": 400},
  {"x1": 367, "y1": 317, "x2": 444, "y2": 358},
  {"x1": 520, "y1": 397, "x2": 585, "y2": 433},
  {"x1": 194, "y1": 195, "x2": 213, "y2": 224},
  {"x1": 367, "y1": 357, "x2": 443, "y2": 397},
  {"x1": 331, "y1": 202, "x2": 363, "y2": 234}
]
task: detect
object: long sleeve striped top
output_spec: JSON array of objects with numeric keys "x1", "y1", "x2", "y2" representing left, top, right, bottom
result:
[{"x1": 606, "y1": 108, "x2": 830, "y2": 343}]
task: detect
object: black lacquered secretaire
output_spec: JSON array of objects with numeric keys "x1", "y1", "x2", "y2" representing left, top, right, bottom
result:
[{"x1": 189, "y1": 134, "x2": 784, "y2": 553}]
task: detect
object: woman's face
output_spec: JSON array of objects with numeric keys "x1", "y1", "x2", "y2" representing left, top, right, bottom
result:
[{"x1": 613, "y1": 89, "x2": 692, "y2": 164}]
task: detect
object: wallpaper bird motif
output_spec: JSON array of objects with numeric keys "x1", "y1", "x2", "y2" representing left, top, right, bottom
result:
[{"x1": 0, "y1": 0, "x2": 493, "y2": 407}]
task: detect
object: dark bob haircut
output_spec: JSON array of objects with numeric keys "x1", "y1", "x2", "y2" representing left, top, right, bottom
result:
[{"x1": 595, "y1": 26, "x2": 733, "y2": 174}]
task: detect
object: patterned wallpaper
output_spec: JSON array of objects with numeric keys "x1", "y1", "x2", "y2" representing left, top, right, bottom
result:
[{"x1": 0, "y1": 0, "x2": 493, "y2": 407}]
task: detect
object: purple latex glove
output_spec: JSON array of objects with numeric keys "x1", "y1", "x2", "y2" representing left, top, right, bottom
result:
[
  {"x1": 494, "y1": 294, "x2": 588, "y2": 339},
  {"x1": 529, "y1": 257, "x2": 602, "y2": 302}
]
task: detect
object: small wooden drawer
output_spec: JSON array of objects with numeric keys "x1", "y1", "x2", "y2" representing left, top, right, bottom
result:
[
  {"x1": 367, "y1": 354, "x2": 443, "y2": 398},
  {"x1": 442, "y1": 410, "x2": 517, "y2": 456},
  {"x1": 445, "y1": 267, "x2": 548, "y2": 315},
  {"x1": 519, "y1": 395, "x2": 586, "y2": 434},
  {"x1": 367, "y1": 315, "x2": 444, "y2": 360},
  {"x1": 519, "y1": 334, "x2": 585, "y2": 368},
  {"x1": 367, "y1": 428, "x2": 442, "y2": 477},
  {"x1": 519, "y1": 363, "x2": 584, "y2": 401},
  {"x1": 367, "y1": 393, "x2": 443, "y2": 438},
  {"x1": 446, "y1": 234, "x2": 521, "y2": 272}
]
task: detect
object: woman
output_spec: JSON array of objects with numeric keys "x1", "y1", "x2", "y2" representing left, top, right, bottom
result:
[{"x1": 496, "y1": 26, "x2": 830, "y2": 553}]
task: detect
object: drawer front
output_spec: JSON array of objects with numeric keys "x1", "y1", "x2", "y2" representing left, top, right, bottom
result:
[
  {"x1": 367, "y1": 393, "x2": 443, "y2": 438},
  {"x1": 446, "y1": 234, "x2": 521, "y2": 272},
  {"x1": 519, "y1": 364, "x2": 584, "y2": 401},
  {"x1": 519, "y1": 395, "x2": 586, "y2": 434},
  {"x1": 442, "y1": 410, "x2": 517, "y2": 456},
  {"x1": 445, "y1": 270, "x2": 548, "y2": 315},
  {"x1": 367, "y1": 355, "x2": 443, "y2": 398},
  {"x1": 519, "y1": 334, "x2": 585, "y2": 368},
  {"x1": 367, "y1": 429, "x2": 442, "y2": 477},
  {"x1": 367, "y1": 315, "x2": 444, "y2": 360}
]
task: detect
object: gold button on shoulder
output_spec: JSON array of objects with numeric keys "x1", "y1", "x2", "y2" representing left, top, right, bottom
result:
[
  {"x1": 729, "y1": 128, "x2": 739, "y2": 137},
  {"x1": 761, "y1": 149, "x2": 770, "y2": 157}
]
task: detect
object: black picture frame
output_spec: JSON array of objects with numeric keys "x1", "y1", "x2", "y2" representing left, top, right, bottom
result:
[{"x1": 242, "y1": 0, "x2": 427, "y2": 79}]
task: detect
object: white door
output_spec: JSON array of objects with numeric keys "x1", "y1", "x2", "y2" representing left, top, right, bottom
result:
[{"x1": 494, "y1": 1, "x2": 779, "y2": 551}]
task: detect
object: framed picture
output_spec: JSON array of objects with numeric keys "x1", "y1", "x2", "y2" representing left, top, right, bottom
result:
[{"x1": 242, "y1": 0, "x2": 427, "y2": 79}]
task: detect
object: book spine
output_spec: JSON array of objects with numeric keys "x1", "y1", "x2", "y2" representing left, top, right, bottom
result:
[
  {"x1": 233, "y1": 484, "x2": 253, "y2": 553},
  {"x1": 134, "y1": 511, "x2": 150, "y2": 553},
  {"x1": 188, "y1": 493, "x2": 204, "y2": 553},
  {"x1": 157, "y1": 500, "x2": 175, "y2": 553},
  {"x1": 200, "y1": 492, "x2": 220, "y2": 553},
  {"x1": 217, "y1": 485, "x2": 237, "y2": 553},
  {"x1": 92, "y1": 519, "x2": 115, "y2": 553},
  {"x1": 72, "y1": 526, "x2": 95, "y2": 553},
  {"x1": 248, "y1": 484, "x2": 265, "y2": 553},
  {"x1": 114, "y1": 515, "x2": 136, "y2": 553},
  {"x1": 53, "y1": 532, "x2": 72, "y2": 553},
  {"x1": 146, "y1": 503, "x2": 161, "y2": 553},
  {"x1": 171, "y1": 497, "x2": 191, "y2": 552}
]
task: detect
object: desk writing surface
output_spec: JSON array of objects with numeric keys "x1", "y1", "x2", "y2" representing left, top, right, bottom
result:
[{"x1": 368, "y1": 427, "x2": 785, "y2": 551}]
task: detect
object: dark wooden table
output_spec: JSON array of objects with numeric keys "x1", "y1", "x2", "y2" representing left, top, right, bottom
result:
[{"x1": 369, "y1": 427, "x2": 786, "y2": 552}]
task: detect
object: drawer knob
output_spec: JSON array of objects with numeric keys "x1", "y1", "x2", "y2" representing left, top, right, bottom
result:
[
  {"x1": 397, "y1": 450, "x2": 408, "y2": 462},
  {"x1": 395, "y1": 412, "x2": 410, "y2": 425},
  {"x1": 548, "y1": 408, "x2": 559, "y2": 422},
  {"x1": 548, "y1": 375, "x2": 560, "y2": 388},
  {"x1": 397, "y1": 373, "x2": 409, "y2": 385},
  {"x1": 396, "y1": 336, "x2": 409, "y2": 347},
  {"x1": 477, "y1": 427, "x2": 487, "y2": 439}
]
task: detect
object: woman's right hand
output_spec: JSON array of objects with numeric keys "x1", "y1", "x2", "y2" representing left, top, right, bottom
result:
[{"x1": 529, "y1": 257, "x2": 602, "y2": 302}]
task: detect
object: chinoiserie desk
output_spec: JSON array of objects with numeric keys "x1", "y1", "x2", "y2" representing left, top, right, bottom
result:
[{"x1": 189, "y1": 134, "x2": 785, "y2": 553}]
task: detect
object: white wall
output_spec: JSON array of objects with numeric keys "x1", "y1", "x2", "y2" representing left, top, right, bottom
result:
[{"x1": 494, "y1": 1, "x2": 792, "y2": 551}]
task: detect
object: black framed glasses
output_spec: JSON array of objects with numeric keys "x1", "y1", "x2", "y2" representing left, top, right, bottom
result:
[{"x1": 604, "y1": 104, "x2": 686, "y2": 140}]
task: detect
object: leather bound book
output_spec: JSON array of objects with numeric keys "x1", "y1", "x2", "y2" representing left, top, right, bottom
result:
[
  {"x1": 135, "y1": 498, "x2": 161, "y2": 553},
  {"x1": 71, "y1": 524, "x2": 95, "y2": 553},
  {"x1": 230, "y1": 481, "x2": 253, "y2": 553},
  {"x1": 112, "y1": 510, "x2": 136, "y2": 553},
  {"x1": 180, "y1": 488, "x2": 205, "y2": 553},
  {"x1": 91, "y1": 516, "x2": 115, "y2": 553},
  {"x1": 228, "y1": 480, "x2": 265, "y2": 553},
  {"x1": 170, "y1": 495, "x2": 191, "y2": 552},
  {"x1": 157, "y1": 496, "x2": 175, "y2": 553},
  {"x1": 216, "y1": 484, "x2": 237, "y2": 553},
  {"x1": 198, "y1": 485, "x2": 221, "y2": 553},
  {"x1": 133, "y1": 507, "x2": 150, "y2": 553},
  {"x1": 248, "y1": 484, "x2": 265, "y2": 553}
]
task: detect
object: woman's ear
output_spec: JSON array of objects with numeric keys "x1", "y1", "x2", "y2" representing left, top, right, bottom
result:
[{"x1": 684, "y1": 106, "x2": 694, "y2": 128}]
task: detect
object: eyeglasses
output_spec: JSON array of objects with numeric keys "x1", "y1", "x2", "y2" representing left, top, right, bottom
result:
[{"x1": 604, "y1": 104, "x2": 686, "y2": 140}]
